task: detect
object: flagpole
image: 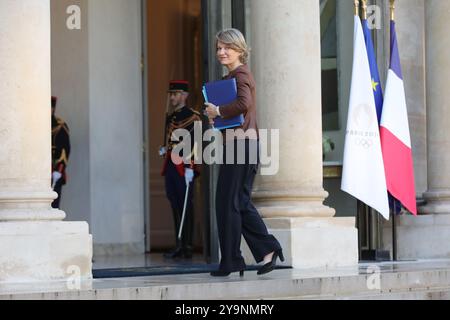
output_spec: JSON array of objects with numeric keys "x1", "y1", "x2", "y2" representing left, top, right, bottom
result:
[
  {"x1": 390, "y1": 0, "x2": 398, "y2": 262},
  {"x1": 360, "y1": 2, "x2": 375, "y2": 258},
  {"x1": 354, "y1": 0, "x2": 360, "y2": 16},
  {"x1": 361, "y1": 0, "x2": 367, "y2": 20},
  {"x1": 392, "y1": 204, "x2": 398, "y2": 261},
  {"x1": 390, "y1": 0, "x2": 396, "y2": 21}
]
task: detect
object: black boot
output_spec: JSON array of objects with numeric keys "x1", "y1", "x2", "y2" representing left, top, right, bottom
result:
[
  {"x1": 163, "y1": 246, "x2": 184, "y2": 259},
  {"x1": 182, "y1": 246, "x2": 193, "y2": 259},
  {"x1": 163, "y1": 239, "x2": 184, "y2": 259}
]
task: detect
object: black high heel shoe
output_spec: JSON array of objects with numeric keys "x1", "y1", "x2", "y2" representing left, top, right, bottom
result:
[
  {"x1": 257, "y1": 250, "x2": 285, "y2": 275},
  {"x1": 210, "y1": 270, "x2": 245, "y2": 277}
]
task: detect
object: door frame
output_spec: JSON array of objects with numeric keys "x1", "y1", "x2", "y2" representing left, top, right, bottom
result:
[
  {"x1": 141, "y1": 0, "x2": 151, "y2": 252},
  {"x1": 141, "y1": 0, "x2": 248, "y2": 257}
]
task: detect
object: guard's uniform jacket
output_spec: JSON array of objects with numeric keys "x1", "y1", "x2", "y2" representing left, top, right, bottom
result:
[
  {"x1": 161, "y1": 105, "x2": 202, "y2": 258},
  {"x1": 161, "y1": 106, "x2": 202, "y2": 177},
  {"x1": 52, "y1": 116, "x2": 71, "y2": 185},
  {"x1": 51, "y1": 115, "x2": 70, "y2": 209}
]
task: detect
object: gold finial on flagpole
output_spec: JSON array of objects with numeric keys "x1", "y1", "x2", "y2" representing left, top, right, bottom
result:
[
  {"x1": 390, "y1": 0, "x2": 396, "y2": 21},
  {"x1": 354, "y1": 0, "x2": 360, "y2": 16},
  {"x1": 361, "y1": 0, "x2": 368, "y2": 20}
]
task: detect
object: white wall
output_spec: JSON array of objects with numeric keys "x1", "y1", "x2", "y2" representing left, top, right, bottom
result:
[
  {"x1": 51, "y1": 0, "x2": 145, "y2": 255},
  {"x1": 88, "y1": 0, "x2": 144, "y2": 254},
  {"x1": 51, "y1": 0, "x2": 91, "y2": 224}
]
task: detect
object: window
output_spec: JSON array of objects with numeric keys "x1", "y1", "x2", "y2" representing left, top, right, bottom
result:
[{"x1": 320, "y1": 0, "x2": 339, "y2": 131}]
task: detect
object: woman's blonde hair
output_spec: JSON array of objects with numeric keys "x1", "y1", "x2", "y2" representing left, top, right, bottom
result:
[{"x1": 216, "y1": 28, "x2": 250, "y2": 64}]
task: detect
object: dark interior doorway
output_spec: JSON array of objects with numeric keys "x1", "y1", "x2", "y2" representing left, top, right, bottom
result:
[{"x1": 146, "y1": 0, "x2": 205, "y2": 257}]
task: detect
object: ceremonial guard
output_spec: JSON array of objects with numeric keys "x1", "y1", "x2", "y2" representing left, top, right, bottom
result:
[
  {"x1": 51, "y1": 96, "x2": 71, "y2": 209},
  {"x1": 160, "y1": 80, "x2": 202, "y2": 259}
]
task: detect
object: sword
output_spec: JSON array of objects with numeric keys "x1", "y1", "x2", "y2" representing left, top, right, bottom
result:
[{"x1": 178, "y1": 181, "x2": 190, "y2": 240}]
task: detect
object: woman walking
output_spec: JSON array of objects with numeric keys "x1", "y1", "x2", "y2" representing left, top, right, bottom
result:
[{"x1": 205, "y1": 28, "x2": 284, "y2": 277}]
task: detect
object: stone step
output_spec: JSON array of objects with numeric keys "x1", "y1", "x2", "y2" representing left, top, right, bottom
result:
[
  {"x1": 2, "y1": 261, "x2": 450, "y2": 300},
  {"x1": 312, "y1": 287, "x2": 450, "y2": 300},
  {"x1": 280, "y1": 289, "x2": 450, "y2": 300}
]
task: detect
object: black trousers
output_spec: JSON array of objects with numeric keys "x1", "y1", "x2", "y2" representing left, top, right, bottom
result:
[
  {"x1": 52, "y1": 179, "x2": 64, "y2": 209},
  {"x1": 165, "y1": 160, "x2": 194, "y2": 249},
  {"x1": 216, "y1": 139, "x2": 282, "y2": 272}
]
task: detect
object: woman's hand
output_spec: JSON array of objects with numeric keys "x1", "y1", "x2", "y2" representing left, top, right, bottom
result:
[{"x1": 205, "y1": 103, "x2": 220, "y2": 119}]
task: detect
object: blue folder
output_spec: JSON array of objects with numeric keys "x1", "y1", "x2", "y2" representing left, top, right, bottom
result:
[{"x1": 202, "y1": 78, "x2": 245, "y2": 130}]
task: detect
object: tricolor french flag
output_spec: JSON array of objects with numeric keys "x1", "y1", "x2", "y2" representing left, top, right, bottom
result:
[{"x1": 380, "y1": 21, "x2": 417, "y2": 215}]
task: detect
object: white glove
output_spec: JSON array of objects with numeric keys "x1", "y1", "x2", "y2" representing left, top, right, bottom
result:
[
  {"x1": 159, "y1": 146, "x2": 167, "y2": 157},
  {"x1": 52, "y1": 171, "x2": 62, "y2": 189},
  {"x1": 185, "y1": 168, "x2": 194, "y2": 185},
  {"x1": 52, "y1": 171, "x2": 62, "y2": 183}
]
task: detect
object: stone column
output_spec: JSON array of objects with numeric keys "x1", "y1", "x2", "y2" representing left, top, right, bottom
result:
[
  {"x1": 244, "y1": 0, "x2": 358, "y2": 269},
  {"x1": 0, "y1": 0, "x2": 92, "y2": 282},
  {"x1": 394, "y1": 0, "x2": 450, "y2": 259},
  {"x1": 421, "y1": 0, "x2": 450, "y2": 215}
]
